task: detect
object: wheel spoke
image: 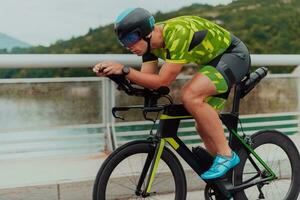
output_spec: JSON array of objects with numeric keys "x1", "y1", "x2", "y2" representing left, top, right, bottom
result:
[
  {"x1": 235, "y1": 132, "x2": 297, "y2": 200},
  {"x1": 152, "y1": 176, "x2": 172, "y2": 186},
  {"x1": 109, "y1": 180, "x2": 137, "y2": 191},
  {"x1": 98, "y1": 144, "x2": 180, "y2": 199}
]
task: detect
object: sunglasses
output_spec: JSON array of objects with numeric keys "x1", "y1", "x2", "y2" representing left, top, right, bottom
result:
[{"x1": 119, "y1": 31, "x2": 142, "y2": 47}]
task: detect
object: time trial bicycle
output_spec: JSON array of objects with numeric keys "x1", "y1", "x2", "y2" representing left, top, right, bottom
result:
[{"x1": 93, "y1": 67, "x2": 300, "y2": 200}]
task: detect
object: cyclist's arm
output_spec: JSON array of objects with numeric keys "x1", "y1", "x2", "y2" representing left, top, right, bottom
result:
[
  {"x1": 126, "y1": 62, "x2": 183, "y2": 89},
  {"x1": 141, "y1": 52, "x2": 159, "y2": 74},
  {"x1": 140, "y1": 61, "x2": 158, "y2": 74}
]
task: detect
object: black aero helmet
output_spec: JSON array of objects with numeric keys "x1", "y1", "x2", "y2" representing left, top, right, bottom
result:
[{"x1": 114, "y1": 7, "x2": 155, "y2": 47}]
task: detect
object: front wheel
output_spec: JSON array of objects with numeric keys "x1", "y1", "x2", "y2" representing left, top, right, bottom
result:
[
  {"x1": 93, "y1": 140, "x2": 187, "y2": 200},
  {"x1": 234, "y1": 130, "x2": 300, "y2": 200}
]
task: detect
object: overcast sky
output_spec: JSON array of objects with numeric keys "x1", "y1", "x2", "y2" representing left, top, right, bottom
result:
[{"x1": 1, "y1": 0, "x2": 232, "y2": 46}]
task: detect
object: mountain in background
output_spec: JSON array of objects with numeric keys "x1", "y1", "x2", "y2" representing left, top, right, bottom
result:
[
  {"x1": 0, "y1": 33, "x2": 31, "y2": 52},
  {"x1": 13, "y1": 0, "x2": 300, "y2": 55}
]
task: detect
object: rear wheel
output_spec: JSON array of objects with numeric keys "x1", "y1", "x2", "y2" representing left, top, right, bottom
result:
[
  {"x1": 93, "y1": 141, "x2": 187, "y2": 200},
  {"x1": 234, "y1": 130, "x2": 300, "y2": 200}
]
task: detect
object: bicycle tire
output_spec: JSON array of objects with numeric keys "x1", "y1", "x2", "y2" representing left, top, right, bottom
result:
[
  {"x1": 233, "y1": 130, "x2": 300, "y2": 200},
  {"x1": 93, "y1": 140, "x2": 187, "y2": 200}
]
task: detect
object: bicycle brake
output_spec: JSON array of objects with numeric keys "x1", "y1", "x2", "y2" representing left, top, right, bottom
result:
[
  {"x1": 112, "y1": 107, "x2": 126, "y2": 120},
  {"x1": 243, "y1": 135, "x2": 254, "y2": 147}
]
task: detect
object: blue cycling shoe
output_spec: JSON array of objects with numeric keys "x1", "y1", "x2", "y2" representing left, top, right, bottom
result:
[{"x1": 201, "y1": 151, "x2": 240, "y2": 180}]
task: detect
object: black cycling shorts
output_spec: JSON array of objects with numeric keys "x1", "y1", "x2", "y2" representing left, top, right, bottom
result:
[{"x1": 208, "y1": 34, "x2": 251, "y2": 89}]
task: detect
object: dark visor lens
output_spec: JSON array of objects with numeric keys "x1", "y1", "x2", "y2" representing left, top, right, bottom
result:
[{"x1": 119, "y1": 32, "x2": 141, "y2": 47}]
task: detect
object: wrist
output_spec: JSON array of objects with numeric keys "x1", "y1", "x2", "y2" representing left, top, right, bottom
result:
[{"x1": 122, "y1": 66, "x2": 130, "y2": 76}]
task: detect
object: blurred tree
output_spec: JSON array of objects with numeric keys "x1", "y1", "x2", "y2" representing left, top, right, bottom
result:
[{"x1": 4, "y1": 0, "x2": 300, "y2": 77}]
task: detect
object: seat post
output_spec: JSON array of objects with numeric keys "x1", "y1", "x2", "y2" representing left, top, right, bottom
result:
[{"x1": 231, "y1": 84, "x2": 242, "y2": 116}]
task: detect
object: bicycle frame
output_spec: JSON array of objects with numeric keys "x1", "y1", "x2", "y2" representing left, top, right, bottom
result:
[{"x1": 139, "y1": 84, "x2": 277, "y2": 198}]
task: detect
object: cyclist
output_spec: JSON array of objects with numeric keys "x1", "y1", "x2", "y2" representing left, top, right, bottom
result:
[{"x1": 93, "y1": 7, "x2": 251, "y2": 180}]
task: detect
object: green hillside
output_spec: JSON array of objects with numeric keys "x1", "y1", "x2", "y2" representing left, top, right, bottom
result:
[
  {"x1": 16, "y1": 0, "x2": 300, "y2": 54},
  {"x1": 2, "y1": 0, "x2": 300, "y2": 77}
]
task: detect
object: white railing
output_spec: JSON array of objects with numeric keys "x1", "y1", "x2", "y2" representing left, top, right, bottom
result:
[
  {"x1": 0, "y1": 54, "x2": 299, "y2": 159},
  {"x1": 0, "y1": 54, "x2": 300, "y2": 68}
]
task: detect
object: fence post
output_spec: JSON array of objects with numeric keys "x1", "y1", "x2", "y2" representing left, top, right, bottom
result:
[
  {"x1": 298, "y1": 65, "x2": 300, "y2": 135},
  {"x1": 109, "y1": 80, "x2": 117, "y2": 150},
  {"x1": 103, "y1": 78, "x2": 115, "y2": 151}
]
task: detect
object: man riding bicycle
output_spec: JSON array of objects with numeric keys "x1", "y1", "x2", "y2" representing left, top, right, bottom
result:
[{"x1": 93, "y1": 7, "x2": 251, "y2": 180}]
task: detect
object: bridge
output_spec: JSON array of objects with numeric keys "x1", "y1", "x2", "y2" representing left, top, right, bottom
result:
[{"x1": 0, "y1": 54, "x2": 299, "y2": 199}]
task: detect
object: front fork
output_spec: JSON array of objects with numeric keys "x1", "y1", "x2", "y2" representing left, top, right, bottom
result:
[
  {"x1": 135, "y1": 138, "x2": 165, "y2": 197},
  {"x1": 135, "y1": 138, "x2": 233, "y2": 199}
]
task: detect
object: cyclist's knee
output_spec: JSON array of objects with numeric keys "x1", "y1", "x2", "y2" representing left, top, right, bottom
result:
[{"x1": 180, "y1": 87, "x2": 206, "y2": 106}]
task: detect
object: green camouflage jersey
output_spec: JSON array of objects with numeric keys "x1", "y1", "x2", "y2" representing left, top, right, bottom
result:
[{"x1": 142, "y1": 16, "x2": 231, "y2": 65}]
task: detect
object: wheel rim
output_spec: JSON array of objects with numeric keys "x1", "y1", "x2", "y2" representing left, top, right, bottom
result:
[
  {"x1": 105, "y1": 152, "x2": 176, "y2": 199},
  {"x1": 240, "y1": 143, "x2": 292, "y2": 200}
]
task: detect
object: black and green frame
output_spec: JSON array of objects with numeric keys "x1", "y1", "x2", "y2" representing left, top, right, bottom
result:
[{"x1": 141, "y1": 84, "x2": 277, "y2": 198}]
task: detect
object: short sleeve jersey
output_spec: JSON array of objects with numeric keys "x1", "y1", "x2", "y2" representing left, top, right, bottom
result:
[{"x1": 142, "y1": 16, "x2": 232, "y2": 65}]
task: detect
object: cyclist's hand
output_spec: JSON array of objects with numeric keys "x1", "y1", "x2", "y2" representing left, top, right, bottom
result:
[{"x1": 93, "y1": 61, "x2": 124, "y2": 76}]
